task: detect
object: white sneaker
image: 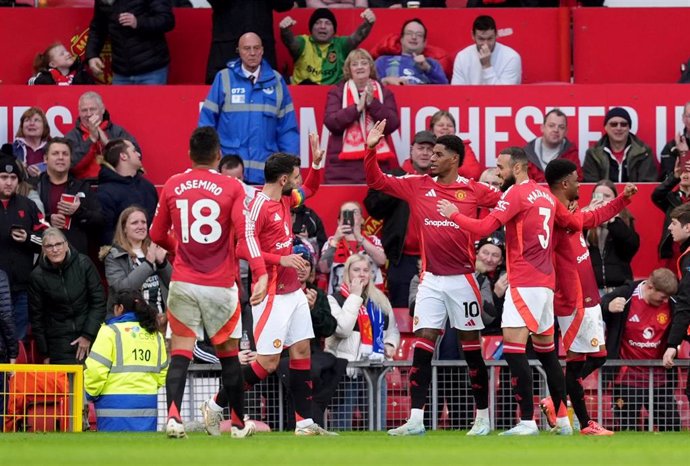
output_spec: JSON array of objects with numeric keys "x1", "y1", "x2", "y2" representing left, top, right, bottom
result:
[
  {"x1": 466, "y1": 417, "x2": 491, "y2": 436},
  {"x1": 231, "y1": 420, "x2": 256, "y2": 438},
  {"x1": 387, "y1": 418, "x2": 426, "y2": 436},
  {"x1": 166, "y1": 418, "x2": 187, "y2": 439},
  {"x1": 200, "y1": 400, "x2": 223, "y2": 436},
  {"x1": 550, "y1": 423, "x2": 573, "y2": 435},
  {"x1": 499, "y1": 421, "x2": 539, "y2": 436},
  {"x1": 295, "y1": 422, "x2": 338, "y2": 436}
]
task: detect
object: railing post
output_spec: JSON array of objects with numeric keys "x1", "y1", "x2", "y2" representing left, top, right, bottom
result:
[
  {"x1": 648, "y1": 367, "x2": 654, "y2": 432},
  {"x1": 431, "y1": 365, "x2": 438, "y2": 430}
]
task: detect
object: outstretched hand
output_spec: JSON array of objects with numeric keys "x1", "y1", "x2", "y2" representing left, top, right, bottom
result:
[
  {"x1": 437, "y1": 199, "x2": 458, "y2": 218},
  {"x1": 366, "y1": 120, "x2": 386, "y2": 149},
  {"x1": 623, "y1": 183, "x2": 638, "y2": 199},
  {"x1": 309, "y1": 133, "x2": 324, "y2": 167}
]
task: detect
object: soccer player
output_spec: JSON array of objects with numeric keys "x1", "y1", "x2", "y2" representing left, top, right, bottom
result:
[
  {"x1": 149, "y1": 127, "x2": 268, "y2": 439},
  {"x1": 202, "y1": 135, "x2": 333, "y2": 436},
  {"x1": 365, "y1": 120, "x2": 502, "y2": 436},
  {"x1": 544, "y1": 158, "x2": 637, "y2": 435},
  {"x1": 438, "y1": 147, "x2": 578, "y2": 436}
]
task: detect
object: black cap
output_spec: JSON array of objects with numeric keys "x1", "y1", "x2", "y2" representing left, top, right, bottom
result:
[
  {"x1": 413, "y1": 130, "x2": 436, "y2": 145},
  {"x1": 309, "y1": 8, "x2": 337, "y2": 34},
  {"x1": 0, "y1": 156, "x2": 23, "y2": 181},
  {"x1": 604, "y1": 107, "x2": 632, "y2": 127}
]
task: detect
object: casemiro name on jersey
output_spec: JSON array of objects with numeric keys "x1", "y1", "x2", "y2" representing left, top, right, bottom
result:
[{"x1": 175, "y1": 179, "x2": 224, "y2": 196}]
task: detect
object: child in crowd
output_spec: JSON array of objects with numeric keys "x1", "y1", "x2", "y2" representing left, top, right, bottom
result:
[{"x1": 28, "y1": 42, "x2": 93, "y2": 86}]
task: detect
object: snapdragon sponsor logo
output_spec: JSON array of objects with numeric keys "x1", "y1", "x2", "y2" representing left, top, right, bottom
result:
[
  {"x1": 275, "y1": 239, "x2": 293, "y2": 250},
  {"x1": 576, "y1": 250, "x2": 590, "y2": 264},
  {"x1": 424, "y1": 218, "x2": 459, "y2": 229},
  {"x1": 627, "y1": 340, "x2": 660, "y2": 349}
]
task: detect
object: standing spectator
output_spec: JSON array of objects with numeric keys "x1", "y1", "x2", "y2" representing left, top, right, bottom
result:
[
  {"x1": 0, "y1": 268, "x2": 18, "y2": 422},
  {"x1": 319, "y1": 201, "x2": 387, "y2": 295},
  {"x1": 0, "y1": 156, "x2": 45, "y2": 340},
  {"x1": 28, "y1": 42, "x2": 93, "y2": 86},
  {"x1": 659, "y1": 102, "x2": 690, "y2": 179},
  {"x1": 65, "y1": 91, "x2": 141, "y2": 180},
  {"x1": 85, "y1": 0, "x2": 175, "y2": 85},
  {"x1": 218, "y1": 154, "x2": 245, "y2": 180},
  {"x1": 429, "y1": 111, "x2": 482, "y2": 180},
  {"x1": 97, "y1": 139, "x2": 158, "y2": 245},
  {"x1": 324, "y1": 48, "x2": 400, "y2": 184},
  {"x1": 29, "y1": 228, "x2": 107, "y2": 365},
  {"x1": 586, "y1": 180, "x2": 640, "y2": 296},
  {"x1": 652, "y1": 158, "x2": 690, "y2": 269},
  {"x1": 199, "y1": 32, "x2": 299, "y2": 185},
  {"x1": 375, "y1": 18, "x2": 448, "y2": 86},
  {"x1": 12, "y1": 107, "x2": 50, "y2": 178},
  {"x1": 280, "y1": 8, "x2": 376, "y2": 85},
  {"x1": 84, "y1": 289, "x2": 168, "y2": 432},
  {"x1": 451, "y1": 15, "x2": 522, "y2": 85},
  {"x1": 204, "y1": 0, "x2": 293, "y2": 85},
  {"x1": 583, "y1": 107, "x2": 658, "y2": 183},
  {"x1": 524, "y1": 108, "x2": 581, "y2": 183},
  {"x1": 601, "y1": 269, "x2": 681, "y2": 431},
  {"x1": 36, "y1": 138, "x2": 104, "y2": 255},
  {"x1": 325, "y1": 253, "x2": 399, "y2": 430},
  {"x1": 364, "y1": 130, "x2": 435, "y2": 307},
  {"x1": 101, "y1": 206, "x2": 171, "y2": 320}
]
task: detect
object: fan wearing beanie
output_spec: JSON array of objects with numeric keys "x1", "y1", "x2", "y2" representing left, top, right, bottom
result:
[
  {"x1": 583, "y1": 107, "x2": 658, "y2": 183},
  {"x1": 279, "y1": 7, "x2": 376, "y2": 85}
]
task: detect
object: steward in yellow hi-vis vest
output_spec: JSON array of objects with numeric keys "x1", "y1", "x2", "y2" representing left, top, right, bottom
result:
[{"x1": 85, "y1": 290, "x2": 168, "y2": 431}]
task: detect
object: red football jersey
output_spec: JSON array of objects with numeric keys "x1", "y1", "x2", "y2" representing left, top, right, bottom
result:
[
  {"x1": 150, "y1": 168, "x2": 265, "y2": 287},
  {"x1": 364, "y1": 149, "x2": 501, "y2": 275},
  {"x1": 238, "y1": 168, "x2": 321, "y2": 295}
]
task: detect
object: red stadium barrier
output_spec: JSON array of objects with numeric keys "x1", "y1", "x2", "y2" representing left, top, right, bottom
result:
[
  {"x1": 0, "y1": 7, "x2": 568, "y2": 85},
  {"x1": 572, "y1": 8, "x2": 690, "y2": 84}
]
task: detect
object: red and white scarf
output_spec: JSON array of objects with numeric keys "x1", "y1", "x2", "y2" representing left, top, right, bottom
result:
[
  {"x1": 338, "y1": 79, "x2": 395, "y2": 161},
  {"x1": 50, "y1": 68, "x2": 77, "y2": 86},
  {"x1": 340, "y1": 283, "x2": 373, "y2": 350}
]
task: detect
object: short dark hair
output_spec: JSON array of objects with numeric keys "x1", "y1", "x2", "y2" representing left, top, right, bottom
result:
[
  {"x1": 473, "y1": 15, "x2": 496, "y2": 34},
  {"x1": 218, "y1": 154, "x2": 244, "y2": 172},
  {"x1": 544, "y1": 158, "x2": 578, "y2": 188},
  {"x1": 189, "y1": 127, "x2": 220, "y2": 165},
  {"x1": 499, "y1": 146, "x2": 528, "y2": 168},
  {"x1": 401, "y1": 18, "x2": 426, "y2": 39},
  {"x1": 544, "y1": 108, "x2": 567, "y2": 124},
  {"x1": 436, "y1": 135, "x2": 465, "y2": 167},
  {"x1": 103, "y1": 139, "x2": 128, "y2": 168},
  {"x1": 671, "y1": 203, "x2": 690, "y2": 226},
  {"x1": 45, "y1": 137, "x2": 72, "y2": 156},
  {"x1": 264, "y1": 152, "x2": 300, "y2": 183}
]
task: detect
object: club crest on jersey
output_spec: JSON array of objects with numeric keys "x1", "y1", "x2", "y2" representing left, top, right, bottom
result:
[
  {"x1": 273, "y1": 339, "x2": 282, "y2": 349},
  {"x1": 455, "y1": 190, "x2": 466, "y2": 201},
  {"x1": 413, "y1": 316, "x2": 419, "y2": 326},
  {"x1": 657, "y1": 313, "x2": 668, "y2": 325},
  {"x1": 590, "y1": 338, "x2": 598, "y2": 347}
]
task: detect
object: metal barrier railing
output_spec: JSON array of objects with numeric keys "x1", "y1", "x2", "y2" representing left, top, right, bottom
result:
[{"x1": 157, "y1": 359, "x2": 688, "y2": 433}]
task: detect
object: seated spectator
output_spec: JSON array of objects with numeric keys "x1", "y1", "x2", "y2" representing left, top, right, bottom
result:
[
  {"x1": 0, "y1": 268, "x2": 18, "y2": 421},
  {"x1": 601, "y1": 269, "x2": 681, "y2": 431},
  {"x1": 97, "y1": 139, "x2": 158, "y2": 245},
  {"x1": 12, "y1": 107, "x2": 50, "y2": 178},
  {"x1": 29, "y1": 227, "x2": 107, "y2": 365},
  {"x1": 280, "y1": 7, "x2": 375, "y2": 85},
  {"x1": 84, "y1": 289, "x2": 168, "y2": 432},
  {"x1": 451, "y1": 15, "x2": 521, "y2": 85},
  {"x1": 586, "y1": 180, "x2": 640, "y2": 296},
  {"x1": 199, "y1": 32, "x2": 299, "y2": 185},
  {"x1": 319, "y1": 201, "x2": 386, "y2": 294},
  {"x1": 36, "y1": 138, "x2": 104, "y2": 255},
  {"x1": 364, "y1": 130, "x2": 435, "y2": 307},
  {"x1": 218, "y1": 154, "x2": 245, "y2": 180},
  {"x1": 652, "y1": 157, "x2": 690, "y2": 269},
  {"x1": 659, "y1": 102, "x2": 690, "y2": 180},
  {"x1": 292, "y1": 204, "x2": 328, "y2": 260},
  {"x1": 429, "y1": 110, "x2": 483, "y2": 180},
  {"x1": 583, "y1": 107, "x2": 658, "y2": 183},
  {"x1": 374, "y1": 18, "x2": 448, "y2": 86},
  {"x1": 100, "y1": 206, "x2": 171, "y2": 322},
  {"x1": 28, "y1": 42, "x2": 93, "y2": 86},
  {"x1": 524, "y1": 108, "x2": 582, "y2": 183},
  {"x1": 324, "y1": 48, "x2": 400, "y2": 184},
  {"x1": 65, "y1": 91, "x2": 141, "y2": 180},
  {"x1": 325, "y1": 253, "x2": 399, "y2": 430}
]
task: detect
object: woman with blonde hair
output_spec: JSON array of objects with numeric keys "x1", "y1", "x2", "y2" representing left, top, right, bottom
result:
[
  {"x1": 101, "y1": 206, "x2": 171, "y2": 321},
  {"x1": 325, "y1": 253, "x2": 399, "y2": 429},
  {"x1": 324, "y1": 48, "x2": 400, "y2": 184}
]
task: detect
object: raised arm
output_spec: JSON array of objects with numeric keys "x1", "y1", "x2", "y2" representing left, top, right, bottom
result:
[
  {"x1": 363, "y1": 120, "x2": 415, "y2": 199},
  {"x1": 581, "y1": 186, "x2": 636, "y2": 230}
]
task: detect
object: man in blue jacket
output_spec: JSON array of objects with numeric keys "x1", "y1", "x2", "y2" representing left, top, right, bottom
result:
[{"x1": 199, "y1": 32, "x2": 299, "y2": 185}]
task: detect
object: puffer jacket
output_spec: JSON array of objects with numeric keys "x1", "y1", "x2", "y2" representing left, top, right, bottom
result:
[
  {"x1": 583, "y1": 133, "x2": 658, "y2": 183},
  {"x1": 0, "y1": 269, "x2": 18, "y2": 361},
  {"x1": 28, "y1": 246, "x2": 107, "y2": 363},
  {"x1": 85, "y1": 0, "x2": 175, "y2": 77}
]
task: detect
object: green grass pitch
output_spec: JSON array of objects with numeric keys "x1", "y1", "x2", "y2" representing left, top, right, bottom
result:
[{"x1": 1, "y1": 431, "x2": 688, "y2": 466}]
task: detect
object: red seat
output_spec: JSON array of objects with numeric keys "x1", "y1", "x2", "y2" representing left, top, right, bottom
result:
[
  {"x1": 386, "y1": 395, "x2": 411, "y2": 428},
  {"x1": 678, "y1": 341, "x2": 690, "y2": 359},
  {"x1": 393, "y1": 308, "x2": 413, "y2": 334},
  {"x1": 581, "y1": 369, "x2": 600, "y2": 391},
  {"x1": 394, "y1": 335, "x2": 419, "y2": 361}
]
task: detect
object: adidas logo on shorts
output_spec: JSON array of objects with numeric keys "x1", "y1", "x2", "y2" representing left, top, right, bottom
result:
[{"x1": 466, "y1": 319, "x2": 476, "y2": 327}]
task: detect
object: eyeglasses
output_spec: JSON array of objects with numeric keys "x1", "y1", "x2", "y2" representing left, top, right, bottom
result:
[
  {"x1": 43, "y1": 241, "x2": 65, "y2": 250},
  {"x1": 608, "y1": 121, "x2": 629, "y2": 128},
  {"x1": 403, "y1": 31, "x2": 425, "y2": 39}
]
